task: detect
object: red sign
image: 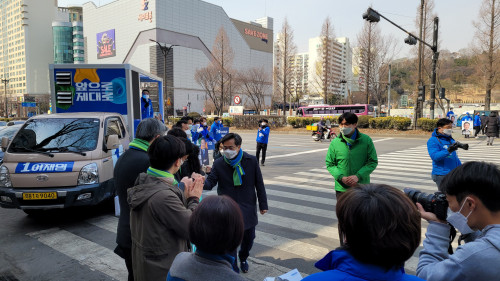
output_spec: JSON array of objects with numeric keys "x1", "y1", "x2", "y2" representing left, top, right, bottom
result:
[
  {"x1": 244, "y1": 28, "x2": 269, "y2": 40},
  {"x1": 234, "y1": 96, "x2": 241, "y2": 105}
]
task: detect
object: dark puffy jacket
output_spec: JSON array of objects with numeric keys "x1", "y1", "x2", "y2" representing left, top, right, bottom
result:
[{"x1": 485, "y1": 115, "x2": 499, "y2": 137}]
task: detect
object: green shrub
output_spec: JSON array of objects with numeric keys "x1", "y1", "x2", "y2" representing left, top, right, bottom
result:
[
  {"x1": 222, "y1": 117, "x2": 233, "y2": 127},
  {"x1": 418, "y1": 118, "x2": 438, "y2": 131},
  {"x1": 369, "y1": 117, "x2": 392, "y2": 129},
  {"x1": 287, "y1": 116, "x2": 339, "y2": 128},
  {"x1": 187, "y1": 112, "x2": 201, "y2": 119},
  {"x1": 390, "y1": 117, "x2": 412, "y2": 130},
  {"x1": 357, "y1": 115, "x2": 373, "y2": 128}
]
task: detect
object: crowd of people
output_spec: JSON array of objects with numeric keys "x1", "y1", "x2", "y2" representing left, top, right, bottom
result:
[{"x1": 114, "y1": 108, "x2": 500, "y2": 281}]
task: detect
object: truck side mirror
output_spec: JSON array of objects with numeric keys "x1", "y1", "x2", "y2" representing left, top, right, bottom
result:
[
  {"x1": 1, "y1": 137, "x2": 9, "y2": 152},
  {"x1": 106, "y1": 134, "x2": 120, "y2": 151}
]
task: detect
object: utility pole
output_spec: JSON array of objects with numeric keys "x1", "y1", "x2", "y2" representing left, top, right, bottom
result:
[
  {"x1": 365, "y1": 23, "x2": 372, "y2": 105},
  {"x1": 150, "y1": 39, "x2": 177, "y2": 121},
  {"x1": 388, "y1": 64, "x2": 391, "y2": 116},
  {"x1": 1, "y1": 77, "x2": 9, "y2": 118},
  {"x1": 415, "y1": 0, "x2": 425, "y2": 129},
  {"x1": 429, "y1": 17, "x2": 439, "y2": 119}
]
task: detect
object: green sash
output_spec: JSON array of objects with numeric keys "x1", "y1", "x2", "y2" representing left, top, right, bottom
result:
[
  {"x1": 129, "y1": 138, "x2": 150, "y2": 152},
  {"x1": 147, "y1": 167, "x2": 178, "y2": 185}
]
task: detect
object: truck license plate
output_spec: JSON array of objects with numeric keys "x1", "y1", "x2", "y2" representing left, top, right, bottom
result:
[{"x1": 22, "y1": 192, "x2": 58, "y2": 200}]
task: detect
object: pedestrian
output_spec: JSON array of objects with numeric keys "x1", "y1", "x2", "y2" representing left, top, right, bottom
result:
[
  {"x1": 175, "y1": 120, "x2": 191, "y2": 141},
  {"x1": 113, "y1": 118, "x2": 167, "y2": 281},
  {"x1": 203, "y1": 133, "x2": 268, "y2": 274},
  {"x1": 325, "y1": 112, "x2": 378, "y2": 198},
  {"x1": 473, "y1": 112, "x2": 481, "y2": 138},
  {"x1": 417, "y1": 161, "x2": 500, "y2": 281},
  {"x1": 213, "y1": 140, "x2": 223, "y2": 161},
  {"x1": 446, "y1": 107, "x2": 455, "y2": 120},
  {"x1": 167, "y1": 195, "x2": 247, "y2": 281},
  {"x1": 427, "y1": 118, "x2": 461, "y2": 191},
  {"x1": 480, "y1": 113, "x2": 487, "y2": 134},
  {"x1": 174, "y1": 137, "x2": 195, "y2": 183},
  {"x1": 256, "y1": 119, "x2": 270, "y2": 166},
  {"x1": 140, "y1": 90, "x2": 154, "y2": 119},
  {"x1": 485, "y1": 111, "x2": 499, "y2": 146},
  {"x1": 303, "y1": 184, "x2": 423, "y2": 281},
  {"x1": 210, "y1": 116, "x2": 224, "y2": 142},
  {"x1": 128, "y1": 135, "x2": 204, "y2": 281}
]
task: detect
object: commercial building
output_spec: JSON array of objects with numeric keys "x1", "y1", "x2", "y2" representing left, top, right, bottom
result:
[
  {"x1": 82, "y1": 0, "x2": 273, "y2": 115},
  {"x1": 52, "y1": 6, "x2": 85, "y2": 64},
  {"x1": 0, "y1": 0, "x2": 58, "y2": 109}
]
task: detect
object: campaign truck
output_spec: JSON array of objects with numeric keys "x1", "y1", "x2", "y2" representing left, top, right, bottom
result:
[
  {"x1": 50, "y1": 64, "x2": 164, "y2": 136},
  {"x1": 0, "y1": 64, "x2": 163, "y2": 215}
]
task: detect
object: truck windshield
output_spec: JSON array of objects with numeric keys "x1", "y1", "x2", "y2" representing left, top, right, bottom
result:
[{"x1": 9, "y1": 118, "x2": 100, "y2": 153}]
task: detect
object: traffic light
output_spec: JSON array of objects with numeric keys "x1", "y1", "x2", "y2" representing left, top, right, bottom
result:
[
  {"x1": 362, "y1": 8, "x2": 380, "y2": 23},
  {"x1": 418, "y1": 85, "x2": 425, "y2": 102},
  {"x1": 404, "y1": 35, "x2": 418, "y2": 45},
  {"x1": 439, "y1": 88, "x2": 446, "y2": 99}
]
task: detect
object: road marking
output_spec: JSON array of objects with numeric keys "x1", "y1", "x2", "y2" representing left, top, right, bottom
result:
[
  {"x1": 260, "y1": 214, "x2": 338, "y2": 240},
  {"x1": 274, "y1": 176, "x2": 334, "y2": 187},
  {"x1": 266, "y1": 188, "x2": 334, "y2": 206},
  {"x1": 265, "y1": 179, "x2": 334, "y2": 193},
  {"x1": 265, "y1": 138, "x2": 394, "y2": 160},
  {"x1": 27, "y1": 228, "x2": 127, "y2": 281},
  {"x1": 267, "y1": 199, "x2": 336, "y2": 219}
]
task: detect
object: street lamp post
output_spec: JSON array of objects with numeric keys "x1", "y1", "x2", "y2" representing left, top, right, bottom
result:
[
  {"x1": 362, "y1": 7, "x2": 439, "y2": 123},
  {"x1": 1, "y1": 77, "x2": 9, "y2": 118},
  {"x1": 150, "y1": 39, "x2": 177, "y2": 122}
]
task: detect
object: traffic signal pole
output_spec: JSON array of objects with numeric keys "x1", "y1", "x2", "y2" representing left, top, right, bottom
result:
[{"x1": 429, "y1": 17, "x2": 439, "y2": 120}]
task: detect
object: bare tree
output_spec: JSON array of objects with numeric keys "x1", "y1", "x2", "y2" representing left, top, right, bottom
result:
[
  {"x1": 195, "y1": 27, "x2": 235, "y2": 115},
  {"x1": 356, "y1": 22, "x2": 398, "y2": 107},
  {"x1": 239, "y1": 67, "x2": 272, "y2": 114},
  {"x1": 473, "y1": 0, "x2": 500, "y2": 110},
  {"x1": 274, "y1": 18, "x2": 297, "y2": 113}
]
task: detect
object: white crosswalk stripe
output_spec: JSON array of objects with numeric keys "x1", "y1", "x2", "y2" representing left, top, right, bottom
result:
[{"x1": 24, "y1": 140, "x2": 500, "y2": 280}]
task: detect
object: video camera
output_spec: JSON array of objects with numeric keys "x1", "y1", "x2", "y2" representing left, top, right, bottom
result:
[
  {"x1": 448, "y1": 141, "x2": 469, "y2": 152},
  {"x1": 404, "y1": 188, "x2": 448, "y2": 221}
]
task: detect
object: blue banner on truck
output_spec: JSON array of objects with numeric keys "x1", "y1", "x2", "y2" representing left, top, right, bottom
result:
[
  {"x1": 15, "y1": 162, "x2": 74, "y2": 173},
  {"x1": 53, "y1": 68, "x2": 127, "y2": 115}
]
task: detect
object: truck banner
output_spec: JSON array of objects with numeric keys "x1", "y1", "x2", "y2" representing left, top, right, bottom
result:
[{"x1": 53, "y1": 68, "x2": 128, "y2": 115}]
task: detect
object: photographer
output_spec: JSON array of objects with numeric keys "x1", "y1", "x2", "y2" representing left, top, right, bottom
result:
[
  {"x1": 427, "y1": 118, "x2": 462, "y2": 191},
  {"x1": 416, "y1": 161, "x2": 500, "y2": 281},
  {"x1": 256, "y1": 119, "x2": 270, "y2": 166}
]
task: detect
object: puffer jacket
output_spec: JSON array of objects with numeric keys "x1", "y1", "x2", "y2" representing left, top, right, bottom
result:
[
  {"x1": 427, "y1": 129, "x2": 461, "y2": 176},
  {"x1": 128, "y1": 174, "x2": 199, "y2": 281}
]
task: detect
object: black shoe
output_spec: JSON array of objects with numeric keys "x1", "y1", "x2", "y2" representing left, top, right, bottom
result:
[
  {"x1": 240, "y1": 260, "x2": 249, "y2": 273},
  {"x1": 232, "y1": 261, "x2": 240, "y2": 273},
  {"x1": 261, "y1": 163, "x2": 265, "y2": 166}
]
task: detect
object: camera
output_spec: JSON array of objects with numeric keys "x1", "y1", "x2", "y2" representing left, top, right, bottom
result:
[
  {"x1": 450, "y1": 141, "x2": 469, "y2": 151},
  {"x1": 404, "y1": 188, "x2": 449, "y2": 221}
]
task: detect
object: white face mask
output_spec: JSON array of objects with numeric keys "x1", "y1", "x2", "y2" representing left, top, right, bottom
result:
[
  {"x1": 447, "y1": 197, "x2": 474, "y2": 234},
  {"x1": 203, "y1": 122, "x2": 207, "y2": 126},
  {"x1": 340, "y1": 127, "x2": 354, "y2": 136},
  {"x1": 261, "y1": 123, "x2": 267, "y2": 126},
  {"x1": 143, "y1": 94, "x2": 149, "y2": 99},
  {"x1": 223, "y1": 149, "x2": 238, "y2": 159},
  {"x1": 443, "y1": 129, "x2": 453, "y2": 136}
]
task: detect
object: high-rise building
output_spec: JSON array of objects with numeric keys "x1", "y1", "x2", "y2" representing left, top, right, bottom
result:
[
  {"x1": 52, "y1": 6, "x2": 84, "y2": 64},
  {"x1": 289, "y1": 52, "x2": 309, "y2": 97},
  {"x1": 307, "y1": 36, "x2": 352, "y2": 100},
  {"x1": 0, "y1": 0, "x2": 58, "y2": 102}
]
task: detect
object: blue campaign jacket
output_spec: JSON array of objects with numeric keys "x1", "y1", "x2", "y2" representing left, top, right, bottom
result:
[
  {"x1": 303, "y1": 249, "x2": 423, "y2": 281},
  {"x1": 140, "y1": 97, "x2": 154, "y2": 119},
  {"x1": 474, "y1": 115, "x2": 481, "y2": 126},
  {"x1": 256, "y1": 126, "x2": 270, "y2": 144},
  {"x1": 427, "y1": 129, "x2": 461, "y2": 176},
  {"x1": 193, "y1": 125, "x2": 213, "y2": 144},
  {"x1": 210, "y1": 121, "x2": 224, "y2": 141}
]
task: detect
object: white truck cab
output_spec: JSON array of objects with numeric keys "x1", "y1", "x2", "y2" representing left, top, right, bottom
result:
[{"x1": 0, "y1": 112, "x2": 130, "y2": 214}]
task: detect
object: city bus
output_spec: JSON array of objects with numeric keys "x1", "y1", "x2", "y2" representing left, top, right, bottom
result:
[{"x1": 296, "y1": 104, "x2": 374, "y2": 117}]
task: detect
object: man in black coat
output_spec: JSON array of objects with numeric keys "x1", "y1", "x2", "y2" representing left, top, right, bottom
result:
[
  {"x1": 114, "y1": 118, "x2": 167, "y2": 281},
  {"x1": 204, "y1": 133, "x2": 268, "y2": 274}
]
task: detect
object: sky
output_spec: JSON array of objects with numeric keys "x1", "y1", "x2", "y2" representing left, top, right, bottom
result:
[{"x1": 59, "y1": 0, "x2": 480, "y2": 57}]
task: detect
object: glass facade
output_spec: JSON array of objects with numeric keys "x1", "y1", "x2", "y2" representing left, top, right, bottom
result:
[{"x1": 53, "y1": 25, "x2": 74, "y2": 64}]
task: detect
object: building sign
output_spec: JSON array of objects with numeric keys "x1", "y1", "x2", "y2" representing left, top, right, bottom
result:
[
  {"x1": 244, "y1": 28, "x2": 269, "y2": 43},
  {"x1": 97, "y1": 29, "x2": 116, "y2": 59},
  {"x1": 138, "y1": 0, "x2": 153, "y2": 22},
  {"x1": 54, "y1": 68, "x2": 127, "y2": 115}
]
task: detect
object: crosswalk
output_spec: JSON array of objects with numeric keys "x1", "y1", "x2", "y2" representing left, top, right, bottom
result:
[{"x1": 25, "y1": 140, "x2": 500, "y2": 280}]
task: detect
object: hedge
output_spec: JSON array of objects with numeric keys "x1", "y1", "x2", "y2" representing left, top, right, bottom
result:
[
  {"x1": 369, "y1": 117, "x2": 412, "y2": 130},
  {"x1": 357, "y1": 115, "x2": 373, "y2": 128},
  {"x1": 418, "y1": 118, "x2": 438, "y2": 131},
  {"x1": 287, "y1": 116, "x2": 338, "y2": 128},
  {"x1": 231, "y1": 116, "x2": 287, "y2": 129}
]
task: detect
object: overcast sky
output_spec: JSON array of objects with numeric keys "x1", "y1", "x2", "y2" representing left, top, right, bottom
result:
[{"x1": 59, "y1": 0, "x2": 480, "y2": 57}]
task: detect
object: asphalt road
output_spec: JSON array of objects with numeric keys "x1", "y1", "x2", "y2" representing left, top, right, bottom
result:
[{"x1": 1, "y1": 131, "x2": 496, "y2": 280}]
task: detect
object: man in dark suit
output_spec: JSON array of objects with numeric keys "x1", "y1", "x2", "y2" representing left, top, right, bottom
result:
[
  {"x1": 114, "y1": 118, "x2": 167, "y2": 281},
  {"x1": 204, "y1": 133, "x2": 268, "y2": 274}
]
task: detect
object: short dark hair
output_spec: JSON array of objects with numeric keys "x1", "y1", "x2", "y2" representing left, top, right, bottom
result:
[
  {"x1": 135, "y1": 118, "x2": 167, "y2": 142},
  {"x1": 181, "y1": 116, "x2": 193, "y2": 122},
  {"x1": 490, "y1": 111, "x2": 498, "y2": 117},
  {"x1": 336, "y1": 184, "x2": 421, "y2": 270},
  {"x1": 442, "y1": 162, "x2": 500, "y2": 212},
  {"x1": 142, "y1": 89, "x2": 149, "y2": 94},
  {"x1": 189, "y1": 195, "x2": 244, "y2": 255},
  {"x1": 175, "y1": 120, "x2": 188, "y2": 127},
  {"x1": 167, "y1": 127, "x2": 188, "y2": 139},
  {"x1": 148, "y1": 135, "x2": 186, "y2": 171},
  {"x1": 193, "y1": 119, "x2": 200, "y2": 124},
  {"x1": 436, "y1": 118, "x2": 453, "y2": 128},
  {"x1": 179, "y1": 137, "x2": 193, "y2": 156},
  {"x1": 213, "y1": 117, "x2": 220, "y2": 121},
  {"x1": 221, "y1": 133, "x2": 242, "y2": 146},
  {"x1": 338, "y1": 112, "x2": 358, "y2": 125}
]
